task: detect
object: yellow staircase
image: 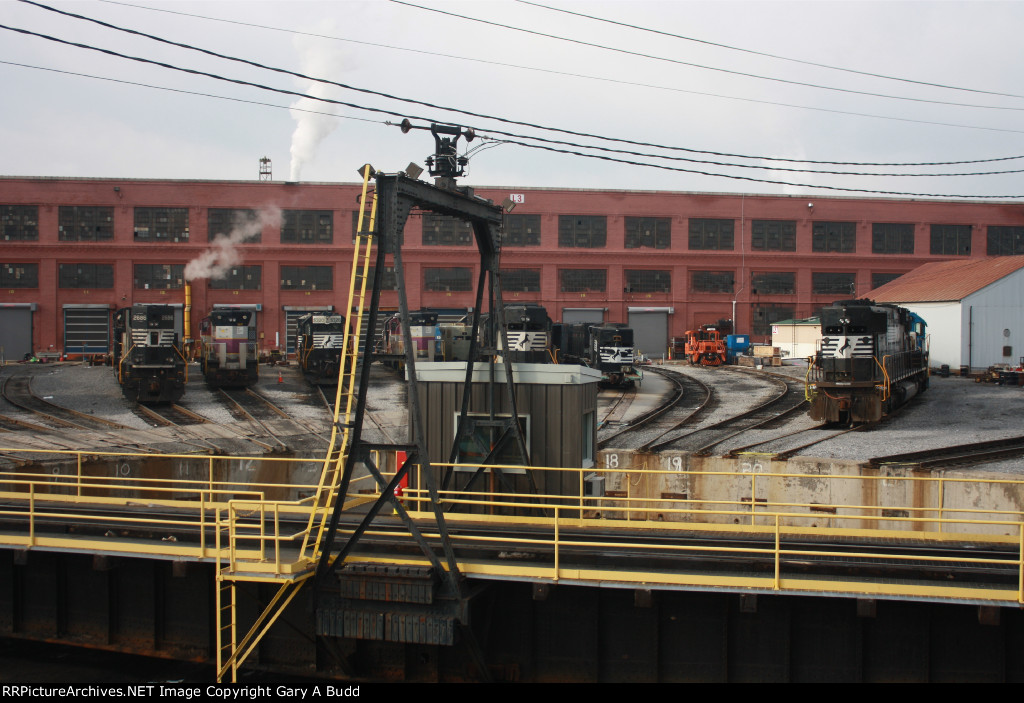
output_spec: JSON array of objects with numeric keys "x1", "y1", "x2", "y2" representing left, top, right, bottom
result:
[{"x1": 214, "y1": 164, "x2": 378, "y2": 682}]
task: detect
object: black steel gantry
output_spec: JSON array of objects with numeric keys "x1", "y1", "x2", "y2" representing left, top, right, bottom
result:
[{"x1": 311, "y1": 126, "x2": 534, "y2": 673}]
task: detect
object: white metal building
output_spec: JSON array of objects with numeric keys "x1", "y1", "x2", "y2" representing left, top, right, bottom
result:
[{"x1": 868, "y1": 256, "x2": 1024, "y2": 370}]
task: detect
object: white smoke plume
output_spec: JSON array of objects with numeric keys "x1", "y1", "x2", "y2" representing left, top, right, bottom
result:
[
  {"x1": 185, "y1": 207, "x2": 282, "y2": 282},
  {"x1": 288, "y1": 24, "x2": 348, "y2": 181}
]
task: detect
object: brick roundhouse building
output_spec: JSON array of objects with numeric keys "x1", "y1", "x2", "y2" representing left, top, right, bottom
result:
[{"x1": 2, "y1": 176, "x2": 1023, "y2": 359}]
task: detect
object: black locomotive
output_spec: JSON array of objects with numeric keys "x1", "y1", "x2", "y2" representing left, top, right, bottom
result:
[
  {"x1": 554, "y1": 322, "x2": 639, "y2": 386},
  {"x1": 112, "y1": 304, "x2": 187, "y2": 404},
  {"x1": 296, "y1": 311, "x2": 347, "y2": 385},
  {"x1": 807, "y1": 299, "x2": 929, "y2": 423},
  {"x1": 479, "y1": 303, "x2": 552, "y2": 364}
]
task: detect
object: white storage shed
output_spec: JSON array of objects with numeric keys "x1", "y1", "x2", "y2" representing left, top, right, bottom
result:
[{"x1": 867, "y1": 256, "x2": 1024, "y2": 370}]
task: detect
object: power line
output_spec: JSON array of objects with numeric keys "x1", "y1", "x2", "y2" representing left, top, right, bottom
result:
[
  {"x1": 17, "y1": 1, "x2": 1024, "y2": 169},
  {"x1": 0, "y1": 59, "x2": 381, "y2": 124},
  {"x1": 389, "y1": 0, "x2": 1024, "y2": 113},
  {"x1": 90, "y1": 0, "x2": 1024, "y2": 139},
  {"x1": 515, "y1": 0, "x2": 1024, "y2": 102},
  {"x1": 7, "y1": 20, "x2": 1024, "y2": 179},
  {"x1": 473, "y1": 135, "x2": 1024, "y2": 199},
  {"x1": 2, "y1": 29, "x2": 1021, "y2": 198}
]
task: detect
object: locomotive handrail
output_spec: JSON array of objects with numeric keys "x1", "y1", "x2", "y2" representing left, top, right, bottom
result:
[
  {"x1": 875, "y1": 356, "x2": 890, "y2": 401},
  {"x1": 804, "y1": 358, "x2": 818, "y2": 402},
  {"x1": 173, "y1": 343, "x2": 189, "y2": 382},
  {"x1": 117, "y1": 343, "x2": 136, "y2": 383}
]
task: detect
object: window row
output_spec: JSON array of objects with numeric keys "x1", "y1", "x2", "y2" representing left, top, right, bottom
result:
[
  {"x1": 416, "y1": 215, "x2": 998, "y2": 254},
  {"x1": 4, "y1": 203, "x2": 1020, "y2": 255},
  {"x1": 1, "y1": 264, "x2": 904, "y2": 295},
  {"x1": 0, "y1": 264, "x2": 333, "y2": 290},
  {"x1": 1, "y1": 207, "x2": 332, "y2": 244}
]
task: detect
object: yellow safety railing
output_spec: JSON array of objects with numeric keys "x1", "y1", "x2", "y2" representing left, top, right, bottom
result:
[
  {"x1": 3, "y1": 448, "x2": 1023, "y2": 551},
  {"x1": 2, "y1": 444, "x2": 1023, "y2": 670}
]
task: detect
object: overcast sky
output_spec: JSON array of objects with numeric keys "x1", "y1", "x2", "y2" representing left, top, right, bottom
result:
[{"x1": 3, "y1": 0, "x2": 1024, "y2": 200}]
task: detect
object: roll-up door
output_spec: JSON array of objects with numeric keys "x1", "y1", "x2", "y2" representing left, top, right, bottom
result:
[
  {"x1": 63, "y1": 306, "x2": 110, "y2": 354},
  {"x1": 0, "y1": 305, "x2": 34, "y2": 361},
  {"x1": 628, "y1": 307, "x2": 672, "y2": 360}
]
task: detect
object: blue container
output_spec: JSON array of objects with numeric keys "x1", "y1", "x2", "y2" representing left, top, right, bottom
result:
[{"x1": 726, "y1": 334, "x2": 751, "y2": 363}]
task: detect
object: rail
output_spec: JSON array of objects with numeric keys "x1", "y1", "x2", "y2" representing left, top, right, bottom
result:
[{"x1": 0, "y1": 446, "x2": 1021, "y2": 604}]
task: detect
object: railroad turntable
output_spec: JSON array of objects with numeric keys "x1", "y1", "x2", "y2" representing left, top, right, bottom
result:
[
  {"x1": 3, "y1": 352, "x2": 1024, "y2": 681},
  {"x1": 2, "y1": 151, "x2": 1024, "y2": 681}
]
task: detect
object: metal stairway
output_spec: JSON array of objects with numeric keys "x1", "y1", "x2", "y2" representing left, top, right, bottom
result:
[{"x1": 214, "y1": 165, "x2": 379, "y2": 682}]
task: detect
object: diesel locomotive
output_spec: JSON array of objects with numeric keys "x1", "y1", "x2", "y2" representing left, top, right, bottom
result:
[
  {"x1": 380, "y1": 310, "x2": 439, "y2": 369},
  {"x1": 480, "y1": 303, "x2": 552, "y2": 364},
  {"x1": 296, "y1": 311, "x2": 347, "y2": 385},
  {"x1": 198, "y1": 308, "x2": 259, "y2": 388},
  {"x1": 554, "y1": 322, "x2": 640, "y2": 386},
  {"x1": 112, "y1": 304, "x2": 187, "y2": 404},
  {"x1": 807, "y1": 299, "x2": 929, "y2": 424}
]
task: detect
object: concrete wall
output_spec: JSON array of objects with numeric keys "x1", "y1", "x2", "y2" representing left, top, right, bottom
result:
[{"x1": 596, "y1": 449, "x2": 1024, "y2": 537}]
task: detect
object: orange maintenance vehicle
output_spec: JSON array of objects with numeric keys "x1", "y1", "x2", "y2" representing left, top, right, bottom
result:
[{"x1": 683, "y1": 324, "x2": 727, "y2": 366}]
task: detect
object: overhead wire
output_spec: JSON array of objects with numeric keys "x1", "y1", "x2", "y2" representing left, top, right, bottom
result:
[
  {"x1": 4, "y1": 11, "x2": 1024, "y2": 196},
  {"x1": 514, "y1": 0, "x2": 1024, "y2": 102},
  {"x1": 6, "y1": 20, "x2": 1024, "y2": 180},
  {"x1": 471, "y1": 135, "x2": 1024, "y2": 198},
  {"x1": 0, "y1": 59, "x2": 377, "y2": 124},
  {"x1": 22, "y1": 0, "x2": 1024, "y2": 166},
  {"x1": 89, "y1": 0, "x2": 1024, "y2": 139},
  {"x1": 389, "y1": 0, "x2": 1024, "y2": 112},
  {"x1": 3, "y1": 36, "x2": 1022, "y2": 199}
]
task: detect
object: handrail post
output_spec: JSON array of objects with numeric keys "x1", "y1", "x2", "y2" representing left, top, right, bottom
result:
[
  {"x1": 554, "y1": 506, "x2": 560, "y2": 582},
  {"x1": 228, "y1": 504, "x2": 236, "y2": 573},
  {"x1": 199, "y1": 491, "x2": 206, "y2": 557},
  {"x1": 750, "y1": 474, "x2": 757, "y2": 526},
  {"x1": 579, "y1": 467, "x2": 584, "y2": 516},
  {"x1": 774, "y1": 513, "x2": 781, "y2": 591},
  {"x1": 76, "y1": 453, "x2": 82, "y2": 497},
  {"x1": 259, "y1": 501, "x2": 267, "y2": 562},
  {"x1": 29, "y1": 483, "x2": 35, "y2": 545},
  {"x1": 1019, "y1": 522, "x2": 1023, "y2": 606},
  {"x1": 208, "y1": 456, "x2": 215, "y2": 494},
  {"x1": 937, "y1": 478, "x2": 945, "y2": 533},
  {"x1": 274, "y1": 504, "x2": 281, "y2": 572}
]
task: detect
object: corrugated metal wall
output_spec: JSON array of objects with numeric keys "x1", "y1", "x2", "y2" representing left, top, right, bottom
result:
[
  {"x1": 963, "y1": 270, "x2": 1024, "y2": 369},
  {"x1": 417, "y1": 373, "x2": 597, "y2": 509}
]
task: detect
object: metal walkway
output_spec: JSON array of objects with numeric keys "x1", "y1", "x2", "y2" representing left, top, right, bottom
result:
[{"x1": 0, "y1": 450, "x2": 1021, "y2": 609}]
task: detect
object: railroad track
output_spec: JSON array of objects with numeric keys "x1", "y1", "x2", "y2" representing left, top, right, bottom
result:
[
  {"x1": 217, "y1": 388, "x2": 290, "y2": 451},
  {"x1": 598, "y1": 366, "x2": 708, "y2": 450},
  {"x1": 317, "y1": 386, "x2": 396, "y2": 444},
  {"x1": 1, "y1": 374, "x2": 135, "y2": 433},
  {"x1": 598, "y1": 384, "x2": 636, "y2": 428},
  {"x1": 868, "y1": 435, "x2": 1024, "y2": 470},
  {"x1": 646, "y1": 371, "x2": 806, "y2": 455},
  {"x1": 134, "y1": 403, "x2": 209, "y2": 428}
]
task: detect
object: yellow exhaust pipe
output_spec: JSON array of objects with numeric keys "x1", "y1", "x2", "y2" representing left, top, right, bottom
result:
[{"x1": 184, "y1": 281, "x2": 192, "y2": 357}]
